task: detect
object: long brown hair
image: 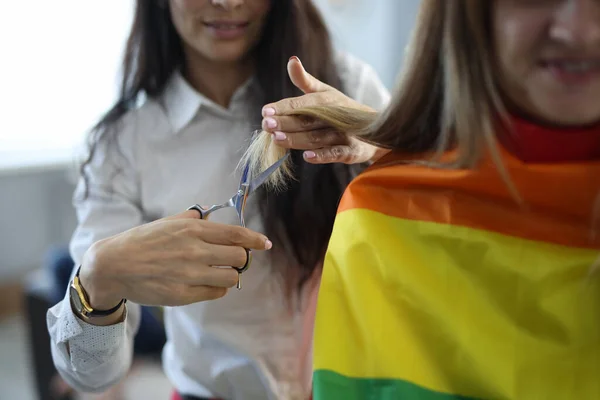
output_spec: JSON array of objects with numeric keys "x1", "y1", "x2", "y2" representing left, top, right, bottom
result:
[
  {"x1": 80, "y1": 0, "x2": 362, "y2": 292},
  {"x1": 366, "y1": 0, "x2": 504, "y2": 163}
]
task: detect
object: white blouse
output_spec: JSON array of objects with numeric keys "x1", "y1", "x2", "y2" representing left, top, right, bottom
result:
[{"x1": 47, "y1": 51, "x2": 390, "y2": 400}]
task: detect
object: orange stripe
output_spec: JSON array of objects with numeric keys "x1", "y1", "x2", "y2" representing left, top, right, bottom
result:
[{"x1": 340, "y1": 149, "x2": 600, "y2": 249}]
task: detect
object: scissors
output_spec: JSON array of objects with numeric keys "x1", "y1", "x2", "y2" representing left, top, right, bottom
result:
[{"x1": 187, "y1": 152, "x2": 290, "y2": 290}]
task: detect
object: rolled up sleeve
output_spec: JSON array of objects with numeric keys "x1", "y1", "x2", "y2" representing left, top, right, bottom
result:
[{"x1": 47, "y1": 119, "x2": 145, "y2": 392}]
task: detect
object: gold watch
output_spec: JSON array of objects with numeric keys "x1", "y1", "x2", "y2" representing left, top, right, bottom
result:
[{"x1": 69, "y1": 266, "x2": 125, "y2": 318}]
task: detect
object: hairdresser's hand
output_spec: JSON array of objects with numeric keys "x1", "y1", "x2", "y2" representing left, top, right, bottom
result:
[
  {"x1": 79, "y1": 210, "x2": 272, "y2": 311},
  {"x1": 261, "y1": 56, "x2": 389, "y2": 164}
]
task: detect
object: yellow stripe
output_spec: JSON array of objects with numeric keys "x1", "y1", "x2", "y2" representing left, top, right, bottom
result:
[{"x1": 314, "y1": 209, "x2": 600, "y2": 399}]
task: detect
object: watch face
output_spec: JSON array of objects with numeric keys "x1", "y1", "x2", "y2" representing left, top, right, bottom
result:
[{"x1": 70, "y1": 286, "x2": 84, "y2": 312}]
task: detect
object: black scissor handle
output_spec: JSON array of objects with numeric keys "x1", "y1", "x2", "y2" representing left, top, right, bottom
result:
[
  {"x1": 233, "y1": 248, "x2": 252, "y2": 274},
  {"x1": 187, "y1": 204, "x2": 252, "y2": 273},
  {"x1": 187, "y1": 204, "x2": 210, "y2": 219}
]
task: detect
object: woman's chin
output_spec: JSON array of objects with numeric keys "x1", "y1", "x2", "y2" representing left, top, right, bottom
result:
[
  {"x1": 205, "y1": 44, "x2": 252, "y2": 65},
  {"x1": 527, "y1": 102, "x2": 600, "y2": 129},
  {"x1": 541, "y1": 113, "x2": 600, "y2": 129}
]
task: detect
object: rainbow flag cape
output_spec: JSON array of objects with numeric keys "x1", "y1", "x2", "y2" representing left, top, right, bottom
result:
[{"x1": 313, "y1": 149, "x2": 600, "y2": 399}]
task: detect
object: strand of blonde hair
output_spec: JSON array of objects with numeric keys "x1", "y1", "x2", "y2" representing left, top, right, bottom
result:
[{"x1": 238, "y1": 106, "x2": 377, "y2": 190}]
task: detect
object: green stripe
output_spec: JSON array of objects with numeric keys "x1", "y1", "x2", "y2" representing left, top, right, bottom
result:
[{"x1": 313, "y1": 370, "x2": 479, "y2": 400}]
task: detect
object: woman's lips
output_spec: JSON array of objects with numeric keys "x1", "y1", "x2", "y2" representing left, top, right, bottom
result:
[
  {"x1": 542, "y1": 59, "x2": 600, "y2": 86},
  {"x1": 203, "y1": 21, "x2": 250, "y2": 40}
]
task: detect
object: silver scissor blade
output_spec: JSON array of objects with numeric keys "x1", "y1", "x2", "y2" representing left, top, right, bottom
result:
[{"x1": 247, "y1": 153, "x2": 290, "y2": 194}]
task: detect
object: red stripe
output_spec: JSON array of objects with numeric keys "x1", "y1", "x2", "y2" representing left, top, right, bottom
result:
[{"x1": 171, "y1": 392, "x2": 182, "y2": 400}]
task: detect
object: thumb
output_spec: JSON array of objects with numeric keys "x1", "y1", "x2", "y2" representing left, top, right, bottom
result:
[{"x1": 287, "y1": 56, "x2": 332, "y2": 94}]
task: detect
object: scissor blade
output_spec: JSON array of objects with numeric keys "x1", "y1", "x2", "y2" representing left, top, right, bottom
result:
[
  {"x1": 247, "y1": 152, "x2": 290, "y2": 194},
  {"x1": 233, "y1": 163, "x2": 251, "y2": 219},
  {"x1": 240, "y1": 163, "x2": 250, "y2": 188}
]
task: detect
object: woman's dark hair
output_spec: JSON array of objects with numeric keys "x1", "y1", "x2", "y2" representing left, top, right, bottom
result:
[{"x1": 81, "y1": 0, "x2": 362, "y2": 292}]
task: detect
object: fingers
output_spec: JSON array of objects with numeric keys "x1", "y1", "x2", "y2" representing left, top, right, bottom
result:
[
  {"x1": 287, "y1": 56, "x2": 332, "y2": 94},
  {"x1": 302, "y1": 145, "x2": 363, "y2": 165},
  {"x1": 167, "y1": 244, "x2": 246, "y2": 290},
  {"x1": 171, "y1": 260, "x2": 240, "y2": 288},
  {"x1": 260, "y1": 57, "x2": 341, "y2": 131},
  {"x1": 301, "y1": 140, "x2": 378, "y2": 164},
  {"x1": 190, "y1": 220, "x2": 273, "y2": 250},
  {"x1": 164, "y1": 209, "x2": 202, "y2": 221},
  {"x1": 163, "y1": 215, "x2": 271, "y2": 250},
  {"x1": 262, "y1": 114, "x2": 328, "y2": 133},
  {"x1": 262, "y1": 92, "x2": 336, "y2": 123},
  {"x1": 203, "y1": 243, "x2": 250, "y2": 269},
  {"x1": 193, "y1": 265, "x2": 240, "y2": 288},
  {"x1": 270, "y1": 129, "x2": 349, "y2": 150}
]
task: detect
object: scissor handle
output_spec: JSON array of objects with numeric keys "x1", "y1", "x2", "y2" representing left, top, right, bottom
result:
[
  {"x1": 187, "y1": 204, "x2": 210, "y2": 219},
  {"x1": 233, "y1": 248, "x2": 252, "y2": 273},
  {"x1": 186, "y1": 204, "x2": 252, "y2": 273}
]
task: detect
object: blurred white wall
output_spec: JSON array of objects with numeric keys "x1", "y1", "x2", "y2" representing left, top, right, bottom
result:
[
  {"x1": 0, "y1": 0, "x2": 134, "y2": 166},
  {"x1": 313, "y1": 0, "x2": 420, "y2": 89},
  {"x1": 0, "y1": 0, "x2": 419, "y2": 280},
  {"x1": 0, "y1": 1, "x2": 134, "y2": 280}
]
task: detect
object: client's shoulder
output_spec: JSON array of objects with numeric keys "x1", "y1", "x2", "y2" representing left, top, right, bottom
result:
[{"x1": 339, "y1": 150, "x2": 462, "y2": 215}]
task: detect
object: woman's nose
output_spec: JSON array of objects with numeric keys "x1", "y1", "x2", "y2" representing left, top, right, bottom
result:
[
  {"x1": 549, "y1": 0, "x2": 600, "y2": 48},
  {"x1": 210, "y1": 0, "x2": 244, "y2": 11}
]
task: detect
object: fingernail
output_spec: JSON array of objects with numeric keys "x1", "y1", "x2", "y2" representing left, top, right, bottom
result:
[
  {"x1": 273, "y1": 131, "x2": 286, "y2": 141},
  {"x1": 289, "y1": 56, "x2": 301, "y2": 64},
  {"x1": 304, "y1": 151, "x2": 316, "y2": 159},
  {"x1": 264, "y1": 118, "x2": 277, "y2": 129},
  {"x1": 262, "y1": 107, "x2": 275, "y2": 117},
  {"x1": 265, "y1": 239, "x2": 273, "y2": 250}
]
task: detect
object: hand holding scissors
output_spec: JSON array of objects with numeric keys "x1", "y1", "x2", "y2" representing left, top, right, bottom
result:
[
  {"x1": 75, "y1": 158, "x2": 289, "y2": 312},
  {"x1": 187, "y1": 153, "x2": 290, "y2": 289}
]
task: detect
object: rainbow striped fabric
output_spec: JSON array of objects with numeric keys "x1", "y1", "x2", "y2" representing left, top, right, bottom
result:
[{"x1": 313, "y1": 149, "x2": 600, "y2": 399}]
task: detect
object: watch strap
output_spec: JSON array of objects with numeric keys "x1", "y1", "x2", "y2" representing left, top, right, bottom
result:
[{"x1": 72, "y1": 265, "x2": 126, "y2": 317}]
